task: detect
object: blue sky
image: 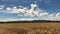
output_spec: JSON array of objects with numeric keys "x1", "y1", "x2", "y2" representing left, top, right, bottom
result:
[
  {"x1": 0, "y1": 0, "x2": 60, "y2": 13},
  {"x1": 0, "y1": 0, "x2": 60, "y2": 21}
]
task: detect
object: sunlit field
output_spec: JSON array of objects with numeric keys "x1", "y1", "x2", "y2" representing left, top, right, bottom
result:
[{"x1": 0, "y1": 22, "x2": 60, "y2": 34}]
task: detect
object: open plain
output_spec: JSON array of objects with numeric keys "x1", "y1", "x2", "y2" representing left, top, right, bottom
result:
[{"x1": 0, "y1": 22, "x2": 60, "y2": 34}]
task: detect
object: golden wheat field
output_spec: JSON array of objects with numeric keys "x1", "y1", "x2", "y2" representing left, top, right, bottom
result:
[{"x1": 0, "y1": 22, "x2": 60, "y2": 34}]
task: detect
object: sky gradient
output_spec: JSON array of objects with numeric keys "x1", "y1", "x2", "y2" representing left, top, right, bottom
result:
[{"x1": 0, "y1": 0, "x2": 60, "y2": 22}]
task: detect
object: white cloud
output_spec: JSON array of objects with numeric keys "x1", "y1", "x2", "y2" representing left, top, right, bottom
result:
[
  {"x1": 0, "y1": 18, "x2": 41, "y2": 22},
  {"x1": 6, "y1": 7, "x2": 12, "y2": 10},
  {"x1": 16, "y1": 4, "x2": 49, "y2": 17},
  {"x1": 56, "y1": 12, "x2": 60, "y2": 16}
]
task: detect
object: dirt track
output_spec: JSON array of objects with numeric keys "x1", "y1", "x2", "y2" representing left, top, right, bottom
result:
[{"x1": 0, "y1": 23, "x2": 60, "y2": 34}]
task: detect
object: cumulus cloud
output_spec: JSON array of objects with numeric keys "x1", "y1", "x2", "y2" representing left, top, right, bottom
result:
[
  {"x1": 8, "y1": 4, "x2": 49, "y2": 17},
  {"x1": 56, "y1": 12, "x2": 60, "y2": 16},
  {"x1": 6, "y1": 7, "x2": 12, "y2": 10}
]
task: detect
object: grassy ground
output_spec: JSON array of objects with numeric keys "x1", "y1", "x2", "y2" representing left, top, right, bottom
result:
[{"x1": 0, "y1": 22, "x2": 60, "y2": 34}]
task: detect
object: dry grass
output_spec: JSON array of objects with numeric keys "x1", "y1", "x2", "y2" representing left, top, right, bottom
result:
[{"x1": 0, "y1": 22, "x2": 60, "y2": 34}]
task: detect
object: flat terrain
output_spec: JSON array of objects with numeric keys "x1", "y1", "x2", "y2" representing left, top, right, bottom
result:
[{"x1": 0, "y1": 22, "x2": 60, "y2": 34}]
